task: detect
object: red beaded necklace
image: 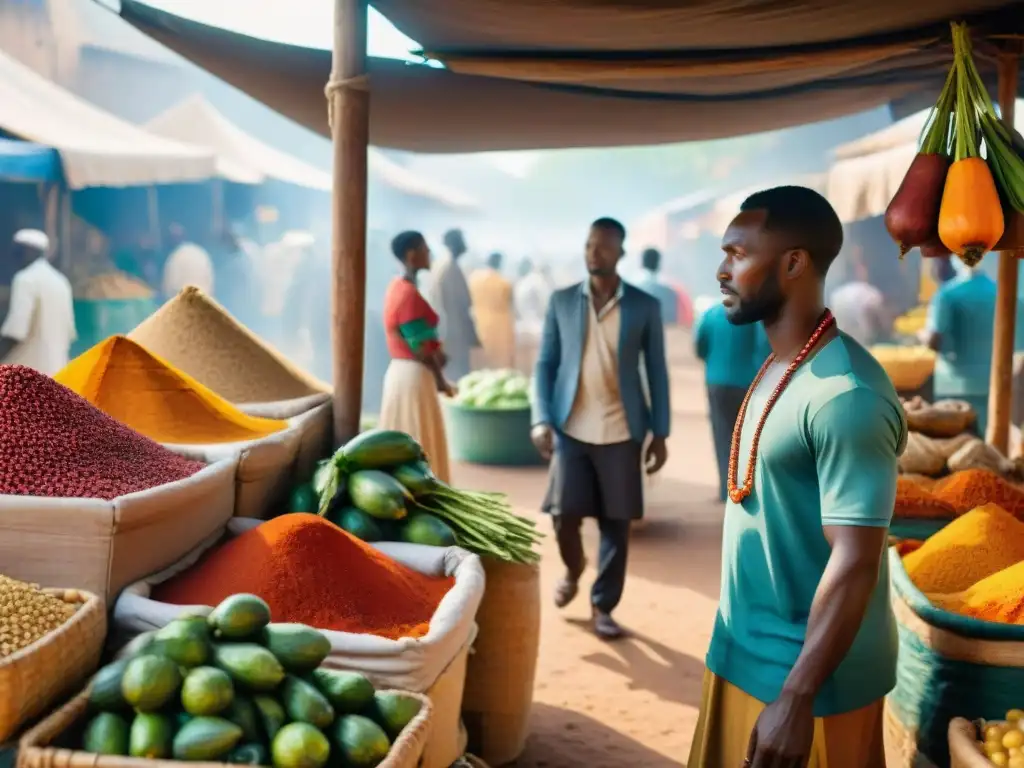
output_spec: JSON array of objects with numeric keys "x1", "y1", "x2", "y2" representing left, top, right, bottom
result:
[{"x1": 727, "y1": 309, "x2": 837, "y2": 504}]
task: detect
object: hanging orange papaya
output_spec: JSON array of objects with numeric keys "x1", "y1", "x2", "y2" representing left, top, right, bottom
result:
[{"x1": 938, "y1": 157, "x2": 1004, "y2": 266}]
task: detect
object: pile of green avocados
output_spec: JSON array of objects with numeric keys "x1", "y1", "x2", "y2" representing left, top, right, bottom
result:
[{"x1": 82, "y1": 594, "x2": 423, "y2": 767}]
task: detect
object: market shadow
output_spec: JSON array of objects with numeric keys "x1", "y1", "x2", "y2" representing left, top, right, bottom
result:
[
  {"x1": 512, "y1": 702, "x2": 682, "y2": 768},
  {"x1": 568, "y1": 627, "x2": 705, "y2": 710}
]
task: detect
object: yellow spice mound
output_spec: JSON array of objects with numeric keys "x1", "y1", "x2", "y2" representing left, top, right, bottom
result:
[
  {"x1": 903, "y1": 504, "x2": 1024, "y2": 594},
  {"x1": 931, "y1": 560, "x2": 1024, "y2": 624},
  {"x1": 55, "y1": 335, "x2": 287, "y2": 445},
  {"x1": 128, "y1": 286, "x2": 329, "y2": 403}
]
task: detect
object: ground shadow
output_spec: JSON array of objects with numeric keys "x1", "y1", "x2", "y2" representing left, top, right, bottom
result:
[
  {"x1": 563, "y1": 624, "x2": 706, "y2": 710},
  {"x1": 511, "y1": 702, "x2": 683, "y2": 768}
]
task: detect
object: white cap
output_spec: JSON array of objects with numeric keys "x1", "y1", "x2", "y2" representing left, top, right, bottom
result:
[{"x1": 13, "y1": 229, "x2": 49, "y2": 253}]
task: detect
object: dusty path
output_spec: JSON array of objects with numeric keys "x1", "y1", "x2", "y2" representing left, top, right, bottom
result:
[{"x1": 451, "y1": 329, "x2": 722, "y2": 767}]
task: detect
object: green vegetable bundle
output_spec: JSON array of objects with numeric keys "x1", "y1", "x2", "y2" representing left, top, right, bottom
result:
[
  {"x1": 83, "y1": 594, "x2": 424, "y2": 767},
  {"x1": 454, "y1": 368, "x2": 531, "y2": 411},
  {"x1": 312, "y1": 429, "x2": 543, "y2": 564}
]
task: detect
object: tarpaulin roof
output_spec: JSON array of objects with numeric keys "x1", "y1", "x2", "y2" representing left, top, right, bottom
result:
[
  {"x1": 0, "y1": 138, "x2": 62, "y2": 183},
  {"x1": 113, "y1": 0, "x2": 1024, "y2": 152},
  {"x1": 0, "y1": 47, "x2": 215, "y2": 189},
  {"x1": 826, "y1": 99, "x2": 1024, "y2": 222},
  {"x1": 146, "y1": 94, "x2": 477, "y2": 208},
  {"x1": 146, "y1": 95, "x2": 326, "y2": 187}
]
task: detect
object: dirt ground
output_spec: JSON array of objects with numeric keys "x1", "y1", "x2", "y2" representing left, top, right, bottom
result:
[{"x1": 451, "y1": 329, "x2": 722, "y2": 767}]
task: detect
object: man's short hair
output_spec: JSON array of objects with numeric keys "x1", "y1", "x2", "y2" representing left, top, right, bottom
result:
[
  {"x1": 390, "y1": 230, "x2": 424, "y2": 261},
  {"x1": 739, "y1": 186, "x2": 844, "y2": 274},
  {"x1": 590, "y1": 217, "x2": 626, "y2": 244},
  {"x1": 641, "y1": 247, "x2": 661, "y2": 272}
]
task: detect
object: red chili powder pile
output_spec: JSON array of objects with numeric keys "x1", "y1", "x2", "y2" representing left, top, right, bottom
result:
[
  {"x1": 0, "y1": 364, "x2": 205, "y2": 499},
  {"x1": 153, "y1": 514, "x2": 455, "y2": 640}
]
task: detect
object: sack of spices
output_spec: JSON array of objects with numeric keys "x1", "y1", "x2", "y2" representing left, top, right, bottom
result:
[
  {"x1": 112, "y1": 515, "x2": 484, "y2": 768},
  {"x1": 899, "y1": 432, "x2": 947, "y2": 477},
  {"x1": 0, "y1": 365, "x2": 238, "y2": 601},
  {"x1": 240, "y1": 393, "x2": 333, "y2": 486},
  {"x1": 887, "y1": 546, "x2": 1024, "y2": 767}
]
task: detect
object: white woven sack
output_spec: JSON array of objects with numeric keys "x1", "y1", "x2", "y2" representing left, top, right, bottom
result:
[
  {"x1": 239, "y1": 395, "x2": 333, "y2": 482},
  {"x1": 113, "y1": 518, "x2": 484, "y2": 695},
  {"x1": 164, "y1": 422, "x2": 303, "y2": 519}
]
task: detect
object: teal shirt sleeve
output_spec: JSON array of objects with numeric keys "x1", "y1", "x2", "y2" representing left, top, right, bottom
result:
[
  {"x1": 398, "y1": 317, "x2": 439, "y2": 354},
  {"x1": 809, "y1": 389, "x2": 904, "y2": 528},
  {"x1": 694, "y1": 311, "x2": 709, "y2": 360},
  {"x1": 930, "y1": 288, "x2": 953, "y2": 338}
]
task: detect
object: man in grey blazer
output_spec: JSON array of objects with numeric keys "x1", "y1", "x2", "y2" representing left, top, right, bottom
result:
[{"x1": 531, "y1": 217, "x2": 671, "y2": 640}]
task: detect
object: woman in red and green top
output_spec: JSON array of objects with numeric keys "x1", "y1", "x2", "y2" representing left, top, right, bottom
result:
[{"x1": 379, "y1": 230, "x2": 455, "y2": 483}]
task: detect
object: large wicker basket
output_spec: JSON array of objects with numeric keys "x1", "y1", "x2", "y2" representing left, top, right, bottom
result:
[
  {"x1": 948, "y1": 718, "x2": 992, "y2": 768},
  {"x1": 0, "y1": 589, "x2": 105, "y2": 742},
  {"x1": 18, "y1": 688, "x2": 433, "y2": 768}
]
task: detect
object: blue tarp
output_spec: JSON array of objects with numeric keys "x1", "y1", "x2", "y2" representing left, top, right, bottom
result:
[{"x1": 0, "y1": 138, "x2": 61, "y2": 183}]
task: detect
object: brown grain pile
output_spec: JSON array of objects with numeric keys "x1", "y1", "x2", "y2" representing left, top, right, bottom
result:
[{"x1": 128, "y1": 287, "x2": 329, "y2": 403}]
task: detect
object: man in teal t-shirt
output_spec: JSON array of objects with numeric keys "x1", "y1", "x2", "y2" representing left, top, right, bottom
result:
[
  {"x1": 694, "y1": 301, "x2": 770, "y2": 501},
  {"x1": 688, "y1": 186, "x2": 906, "y2": 768},
  {"x1": 925, "y1": 263, "x2": 1024, "y2": 438}
]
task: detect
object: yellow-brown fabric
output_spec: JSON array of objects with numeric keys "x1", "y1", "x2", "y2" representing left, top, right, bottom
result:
[
  {"x1": 468, "y1": 268, "x2": 515, "y2": 370},
  {"x1": 687, "y1": 671, "x2": 885, "y2": 768}
]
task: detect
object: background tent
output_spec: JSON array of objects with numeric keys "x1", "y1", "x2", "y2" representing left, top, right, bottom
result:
[
  {"x1": 0, "y1": 138, "x2": 62, "y2": 183},
  {"x1": 827, "y1": 99, "x2": 1024, "y2": 222},
  {"x1": 0, "y1": 47, "x2": 215, "y2": 188},
  {"x1": 113, "y1": 0, "x2": 1024, "y2": 152}
]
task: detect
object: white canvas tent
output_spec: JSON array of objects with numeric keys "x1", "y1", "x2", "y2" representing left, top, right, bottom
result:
[
  {"x1": 145, "y1": 95, "x2": 478, "y2": 210},
  {"x1": 0, "y1": 49, "x2": 215, "y2": 189},
  {"x1": 826, "y1": 100, "x2": 1024, "y2": 223}
]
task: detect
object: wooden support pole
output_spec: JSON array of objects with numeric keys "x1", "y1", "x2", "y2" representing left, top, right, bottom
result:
[
  {"x1": 329, "y1": 0, "x2": 369, "y2": 445},
  {"x1": 987, "y1": 50, "x2": 1020, "y2": 453}
]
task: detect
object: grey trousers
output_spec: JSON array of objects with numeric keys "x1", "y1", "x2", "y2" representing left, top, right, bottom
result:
[
  {"x1": 543, "y1": 434, "x2": 642, "y2": 613},
  {"x1": 707, "y1": 385, "x2": 746, "y2": 502}
]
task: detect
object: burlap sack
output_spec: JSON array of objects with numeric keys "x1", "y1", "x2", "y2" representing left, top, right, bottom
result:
[
  {"x1": 462, "y1": 560, "x2": 540, "y2": 766},
  {"x1": 239, "y1": 394, "x2": 332, "y2": 484},
  {"x1": 0, "y1": 458, "x2": 238, "y2": 603},
  {"x1": 166, "y1": 423, "x2": 303, "y2": 519},
  {"x1": 899, "y1": 432, "x2": 947, "y2": 477},
  {"x1": 112, "y1": 520, "x2": 484, "y2": 768},
  {"x1": 905, "y1": 399, "x2": 976, "y2": 439}
]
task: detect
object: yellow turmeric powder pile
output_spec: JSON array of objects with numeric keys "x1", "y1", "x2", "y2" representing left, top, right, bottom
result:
[
  {"x1": 932, "y1": 560, "x2": 1024, "y2": 624},
  {"x1": 55, "y1": 336, "x2": 287, "y2": 445},
  {"x1": 903, "y1": 504, "x2": 1024, "y2": 594}
]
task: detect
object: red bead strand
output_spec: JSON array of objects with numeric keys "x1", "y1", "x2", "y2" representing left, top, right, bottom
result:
[{"x1": 726, "y1": 310, "x2": 837, "y2": 504}]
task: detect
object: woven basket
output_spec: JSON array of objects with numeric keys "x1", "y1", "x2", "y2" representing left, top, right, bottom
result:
[
  {"x1": 948, "y1": 718, "x2": 992, "y2": 768},
  {"x1": 462, "y1": 560, "x2": 540, "y2": 766},
  {"x1": 886, "y1": 549, "x2": 1024, "y2": 767},
  {"x1": 0, "y1": 589, "x2": 105, "y2": 742},
  {"x1": 18, "y1": 688, "x2": 433, "y2": 768}
]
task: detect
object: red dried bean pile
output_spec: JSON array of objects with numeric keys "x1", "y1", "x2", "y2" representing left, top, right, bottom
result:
[{"x1": 0, "y1": 365, "x2": 205, "y2": 499}]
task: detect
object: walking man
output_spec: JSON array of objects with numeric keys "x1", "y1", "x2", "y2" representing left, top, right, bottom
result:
[
  {"x1": 688, "y1": 187, "x2": 905, "y2": 768},
  {"x1": 531, "y1": 217, "x2": 671, "y2": 640},
  {"x1": 694, "y1": 300, "x2": 769, "y2": 501},
  {"x1": 0, "y1": 229, "x2": 76, "y2": 375},
  {"x1": 635, "y1": 247, "x2": 681, "y2": 325},
  {"x1": 426, "y1": 228, "x2": 480, "y2": 381}
]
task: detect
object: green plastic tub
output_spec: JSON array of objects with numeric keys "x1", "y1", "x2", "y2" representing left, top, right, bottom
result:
[{"x1": 442, "y1": 400, "x2": 545, "y2": 466}]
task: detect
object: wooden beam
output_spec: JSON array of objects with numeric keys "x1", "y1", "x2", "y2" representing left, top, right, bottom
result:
[
  {"x1": 987, "y1": 49, "x2": 1020, "y2": 453},
  {"x1": 329, "y1": 0, "x2": 369, "y2": 445}
]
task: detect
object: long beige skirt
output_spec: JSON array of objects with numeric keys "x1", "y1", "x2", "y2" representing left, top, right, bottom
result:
[{"x1": 378, "y1": 359, "x2": 451, "y2": 484}]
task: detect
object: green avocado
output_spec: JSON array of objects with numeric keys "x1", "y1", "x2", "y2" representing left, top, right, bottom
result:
[
  {"x1": 172, "y1": 717, "x2": 244, "y2": 761},
  {"x1": 129, "y1": 713, "x2": 174, "y2": 759},
  {"x1": 208, "y1": 594, "x2": 272, "y2": 640},
  {"x1": 261, "y1": 623, "x2": 331, "y2": 673},
  {"x1": 83, "y1": 713, "x2": 130, "y2": 756}
]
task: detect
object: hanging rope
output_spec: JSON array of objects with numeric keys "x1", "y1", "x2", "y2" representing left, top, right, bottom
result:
[{"x1": 325, "y1": 75, "x2": 370, "y2": 129}]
